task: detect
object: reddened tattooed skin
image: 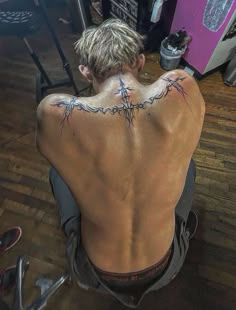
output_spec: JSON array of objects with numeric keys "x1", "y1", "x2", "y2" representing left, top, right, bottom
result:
[{"x1": 50, "y1": 76, "x2": 186, "y2": 127}]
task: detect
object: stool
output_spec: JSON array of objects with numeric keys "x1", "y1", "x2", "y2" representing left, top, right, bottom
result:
[
  {"x1": 12, "y1": 256, "x2": 70, "y2": 310},
  {"x1": 0, "y1": 0, "x2": 87, "y2": 102}
]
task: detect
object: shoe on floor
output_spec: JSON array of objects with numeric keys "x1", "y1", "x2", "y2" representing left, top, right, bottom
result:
[
  {"x1": 0, "y1": 227, "x2": 22, "y2": 255},
  {"x1": 0, "y1": 265, "x2": 17, "y2": 296}
]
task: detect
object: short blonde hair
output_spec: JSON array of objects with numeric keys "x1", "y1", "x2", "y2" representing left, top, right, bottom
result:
[{"x1": 74, "y1": 18, "x2": 144, "y2": 81}]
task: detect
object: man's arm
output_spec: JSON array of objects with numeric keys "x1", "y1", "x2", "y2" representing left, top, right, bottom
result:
[{"x1": 36, "y1": 94, "x2": 71, "y2": 160}]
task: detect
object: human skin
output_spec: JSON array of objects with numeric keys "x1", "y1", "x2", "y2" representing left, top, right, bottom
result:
[{"x1": 36, "y1": 68, "x2": 205, "y2": 273}]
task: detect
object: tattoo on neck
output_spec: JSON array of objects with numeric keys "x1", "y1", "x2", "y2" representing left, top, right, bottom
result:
[{"x1": 51, "y1": 76, "x2": 186, "y2": 127}]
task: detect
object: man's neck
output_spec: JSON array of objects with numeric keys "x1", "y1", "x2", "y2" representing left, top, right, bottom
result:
[{"x1": 93, "y1": 72, "x2": 140, "y2": 94}]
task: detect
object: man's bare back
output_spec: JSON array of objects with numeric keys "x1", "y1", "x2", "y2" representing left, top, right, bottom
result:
[{"x1": 36, "y1": 69, "x2": 205, "y2": 273}]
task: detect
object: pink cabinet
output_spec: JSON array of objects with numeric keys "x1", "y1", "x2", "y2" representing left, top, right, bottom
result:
[{"x1": 170, "y1": 0, "x2": 236, "y2": 75}]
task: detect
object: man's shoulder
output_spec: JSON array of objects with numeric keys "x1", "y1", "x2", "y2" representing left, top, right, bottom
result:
[
  {"x1": 36, "y1": 94, "x2": 80, "y2": 157},
  {"x1": 154, "y1": 69, "x2": 205, "y2": 116},
  {"x1": 155, "y1": 69, "x2": 196, "y2": 89},
  {"x1": 37, "y1": 93, "x2": 73, "y2": 120}
]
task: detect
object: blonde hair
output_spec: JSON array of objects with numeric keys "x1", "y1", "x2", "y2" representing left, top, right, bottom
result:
[{"x1": 74, "y1": 18, "x2": 144, "y2": 81}]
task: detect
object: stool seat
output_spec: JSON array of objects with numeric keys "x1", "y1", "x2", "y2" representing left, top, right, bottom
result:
[{"x1": 0, "y1": 11, "x2": 42, "y2": 36}]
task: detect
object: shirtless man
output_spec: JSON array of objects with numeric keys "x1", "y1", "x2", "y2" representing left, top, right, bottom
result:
[{"x1": 36, "y1": 19, "x2": 205, "y2": 308}]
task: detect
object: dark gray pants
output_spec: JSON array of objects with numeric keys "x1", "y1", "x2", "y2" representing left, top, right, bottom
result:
[{"x1": 49, "y1": 159, "x2": 197, "y2": 308}]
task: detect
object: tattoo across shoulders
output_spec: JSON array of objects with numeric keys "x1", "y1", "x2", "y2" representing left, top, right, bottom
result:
[{"x1": 50, "y1": 76, "x2": 187, "y2": 127}]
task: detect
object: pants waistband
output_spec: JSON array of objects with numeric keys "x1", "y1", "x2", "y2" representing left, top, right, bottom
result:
[{"x1": 91, "y1": 245, "x2": 173, "y2": 283}]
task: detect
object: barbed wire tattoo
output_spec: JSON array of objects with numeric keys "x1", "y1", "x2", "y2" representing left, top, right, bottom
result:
[
  {"x1": 114, "y1": 78, "x2": 135, "y2": 126},
  {"x1": 51, "y1": 76, "x2": 186, "y2": 127}
]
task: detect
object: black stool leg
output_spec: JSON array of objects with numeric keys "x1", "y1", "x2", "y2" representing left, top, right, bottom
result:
[
  {"x1": 37, "y1": 0, "x2": 79, "y2": 96},
  {"x1": 22, "y1": 37, "x2": 52, "y2": 87},
  {"x1": 36, "y1": 73, "x2": 45, "y2": 103}
]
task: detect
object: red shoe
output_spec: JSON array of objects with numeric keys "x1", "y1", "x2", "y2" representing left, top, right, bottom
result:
[
  {"x1": 0, "y1": 265, "x2": 17, "y2": 296},
  {"x1": 0, "y1": 227, "x2": 22, "y2": 255}
]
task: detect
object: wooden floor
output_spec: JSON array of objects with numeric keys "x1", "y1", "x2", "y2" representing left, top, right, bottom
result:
[{"x1": 0, "y1": 9, "x2": 236, "y2": 310}]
